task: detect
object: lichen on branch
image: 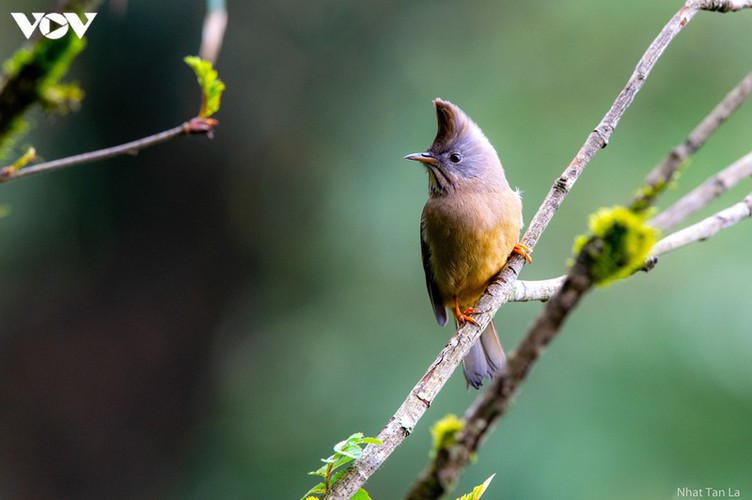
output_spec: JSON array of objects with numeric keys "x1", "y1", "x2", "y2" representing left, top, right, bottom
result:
[{"x1": 573, "y1": 207, "x2": 657, "y2": 285}]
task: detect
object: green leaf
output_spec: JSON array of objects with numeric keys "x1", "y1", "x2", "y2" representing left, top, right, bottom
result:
[
  {"x1": 303, "y1": 433, "x2": 382, "y2": 498},
  {"x1": 300, "y1": 482, "x2": 326, "y2": 498},
  {"x1": 311, "y1": 454, "x2": 353, "y2": 474},
  {"x1": 342, "y1": 432, "x2": 365, "y2": 443},
  {"x1": 309, "y1": 465, "x2": 327, "y2": 477},
  {"x1": 330, "y1": 455, "x2": 354, "y2": 470},
  {"x1": 10, "y1": 147, "x2": 36, "y2": 171},
  {"x1": 328, "y1": 469, "x2": 345, "y2": 485},
  {"x1": 351, "y1": 488, "x2": 373, "y2": 500},
  {"x1": 183, "y1": 56, "x2": 225, "y2": 118},
  {"x1": 334, "y1": 442, "x2": 363, "y2": 460},
  {"x1": 358, "y1": 437, "x2": 383, "y2": 445},
  {"x1": 457, "y1": 474, "x2": 495, "y2": 500}
]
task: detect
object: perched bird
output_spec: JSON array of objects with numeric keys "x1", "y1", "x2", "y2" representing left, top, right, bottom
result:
[{"x1": 405, "y1": 98, "x2": 530, "y2": 389}]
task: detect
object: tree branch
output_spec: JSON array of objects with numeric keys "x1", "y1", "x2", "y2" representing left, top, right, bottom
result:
[
  {"x1": 650, "y1": 150, "x2": 752, "y2": 232},
  {"x1": 407, "y1": 189, "x2": 752, "y2": 499},
  {"x1": 0, "y1": 117, "x2": 217, "y2": 183},
  {"x1": 651, "y1": 192, "x2": 752, "y2": 256},
  {"x1": 631, "y1": 72, "x2": 752, "y2": 212},
  {"x1": 693, "y1": 0, "x2": 752, "y2": 11},
  {"x1": 200, "y1": 0, "x2": 228, "y2": 64},
  {"x1": 500, "y1": 188, "x2": 752, "y2": 305},
  {"x1": 511, "y1": 73, "x2": 752, "y2": 305},
  {"x1": 407, "y1": 36, "x2": 752, "y2": 500},
  {"x1": 324, "y1": 1, "x2": 734, "y2": 498},
  {"x1": 407, "y1": 241, "x2": 602, "y2": 500},
  {"x1": 510, "y1": 277, "x2": 566, "y2": 302}
]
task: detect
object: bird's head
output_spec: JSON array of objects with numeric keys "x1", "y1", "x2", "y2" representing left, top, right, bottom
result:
[{"x1": 405, "y1": 98, "x2": 505, "y2": 196}]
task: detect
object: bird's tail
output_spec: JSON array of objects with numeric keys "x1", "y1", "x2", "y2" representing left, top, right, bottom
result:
[{"x1": 462, "y1": 320, "x2": 505, "y2": 389}]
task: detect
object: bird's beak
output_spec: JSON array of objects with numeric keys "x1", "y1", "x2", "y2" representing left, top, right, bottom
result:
[{"x1": 404, "y1": 152, "x2": 438, "y2": 165}]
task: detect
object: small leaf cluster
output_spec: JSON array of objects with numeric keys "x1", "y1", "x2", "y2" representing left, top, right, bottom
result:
[
  {"x1": 573, "y1": 206, "x2": 657, "y2": 285},
  {"x1": 303, "y1": 432, "x2": 382, "y2": 499},
  {"x1": 183, "y1": 56, "x2": 225, "y2": 118},
  {"x1": 0, "y1": 34, "x2": 85, "y2": 156}
]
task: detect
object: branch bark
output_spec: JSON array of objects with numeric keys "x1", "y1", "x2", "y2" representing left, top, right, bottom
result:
[
  {"x1": 200, "y1": 0, "x2": 228, "y2": 64},
  {"x1": 512, "y1": 72, "x2": 752, "y2": 305},
  {"x1": 631, "y1": 72, "x2": 752, "y2": 212},
  {"x1": 651, "y1": 151, "x2": 752, "y2": 232},
  {"x1": 497, "y1": 188, "x2": 752, "y2": 305},
  {"x1": 651, "y1": 192, "x2": 752, "y2": 256},
  {"x1": 0, "y1": 118, "x2": 217, "y2": 183},
  {"x1": 324, "y1": 1, "x2": 747, "y2": 498}
]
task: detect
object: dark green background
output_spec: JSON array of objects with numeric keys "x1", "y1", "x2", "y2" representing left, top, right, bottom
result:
[{"x1": 0, "y1": 1, "x2": 750, "y2": 499}]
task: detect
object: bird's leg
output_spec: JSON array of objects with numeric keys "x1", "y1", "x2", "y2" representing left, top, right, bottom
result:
[
  {"x1": 453, "y1": 296, "x2": 478, "y2": 325},
  {"x1": 513, "y1": 242, "x2": 533, "y2": 263}
]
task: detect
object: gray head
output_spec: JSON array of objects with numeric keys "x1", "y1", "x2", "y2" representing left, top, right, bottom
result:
[{"x1": 405, "y1": 98, "x2": 505, "y2": 196}]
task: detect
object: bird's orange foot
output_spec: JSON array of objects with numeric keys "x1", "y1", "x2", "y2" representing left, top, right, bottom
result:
[
  {"x1": 457, "y1": 308, "x2": 478, "y2": 325},
  {"x1": 513, "y1": 242, "x2": 533, "y2": 263},
  {"x1": 453, "y1": 297, "x2": 478, "y2": 325}
]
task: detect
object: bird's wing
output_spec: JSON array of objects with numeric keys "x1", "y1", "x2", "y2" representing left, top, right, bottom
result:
[{"x1": 420, "y1": 218, "x2": 448, "y2": 326}]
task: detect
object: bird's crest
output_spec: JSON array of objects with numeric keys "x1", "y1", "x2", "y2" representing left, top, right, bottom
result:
[{"x1": 432, "y1": 98, "x2": 469, "y2": 148}]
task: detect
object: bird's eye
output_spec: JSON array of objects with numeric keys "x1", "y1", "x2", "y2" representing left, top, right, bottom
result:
[{"x1": 449, "y1": 152, "x2": 462, "y2": 163}]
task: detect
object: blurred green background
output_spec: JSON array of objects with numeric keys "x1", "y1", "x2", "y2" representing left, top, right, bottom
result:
[{"x1": 0, "y1": 1, "x2": 750, "y2": 499}]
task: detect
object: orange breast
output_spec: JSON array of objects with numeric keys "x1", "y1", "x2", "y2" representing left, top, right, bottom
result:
[{"x1": 423, "y1": 188, "x2": 521, "y2": 311}]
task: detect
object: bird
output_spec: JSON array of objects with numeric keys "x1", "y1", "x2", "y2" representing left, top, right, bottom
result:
[{"x1": 405, "y1": 98, "x2": 531, "y2": 389}]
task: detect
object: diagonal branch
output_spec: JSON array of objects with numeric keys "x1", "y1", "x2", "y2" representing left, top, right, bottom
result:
[
  {"x1": 631, "y1": 72, "x2": 752, "y2": 212},
  {"x1": 650, "y1": 150, "x2": 752, "y2": 232},
  {"x1": 324, "y1": 1, "x2": 738, "y2": 498},
  {"x1": 693, "y1": 0, "x2": 752, "y2": 11},
  {"x1": 515, "y1": 70, "x2": 752, "y2": 305},
  {"x1": 497, "y1": 188, "x2": 752, "y2": 304},
  {"x1": 651, "y1": 192, "x2": 752, "y2": 256},
  {"x1": 0, "y1": 117, "x2": 217, "y2": 184},
  {"x1": 406, "y1": 191, "x2": 752, "y2": 499},
  {"x1": 407, "y1": 19, "x2": 751, "y2": 500}
]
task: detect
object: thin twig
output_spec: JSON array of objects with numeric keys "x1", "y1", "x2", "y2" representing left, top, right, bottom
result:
[
  {"x1": 693, "y1": 0, "x2": 752, "y2": 11},
  {"x1": 515, "y1": 79, "x2": 752, "y2": 303},
  {"x1": 325, "y1": 2, "x2": 720, "y2": 498},
  {"x1": 200, "y1": 0, "x2": 228, "y2": 64},
  {"x1": 650, "y1": 150, "x2": 752, "y2": 232},
  {"x1": 498, "y1": 189, "x2": 752, "y2": 303},
  {"x1": 631, "y1": 72, "x2": 752, "y2": 212},
  {"x1": 0, "y1": 118, "x2": 217, "y2": 183},
  {"x1": 651, "y1": 192, "x2": 752, "y2": 255},
  {"x1": 511, "y1": 277, "x2": 567, "y2": 302}
]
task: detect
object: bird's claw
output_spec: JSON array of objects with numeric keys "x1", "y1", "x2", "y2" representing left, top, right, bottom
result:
[
  {"x1": 458, "y1": 308, "x2": 478, "y2": 325},
  {"x1": 453, "y1": 297, "x2": 478, "y2": 325},
  {"x1": 513, "y1": 242, "x2": 533, "y2": 263}
]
